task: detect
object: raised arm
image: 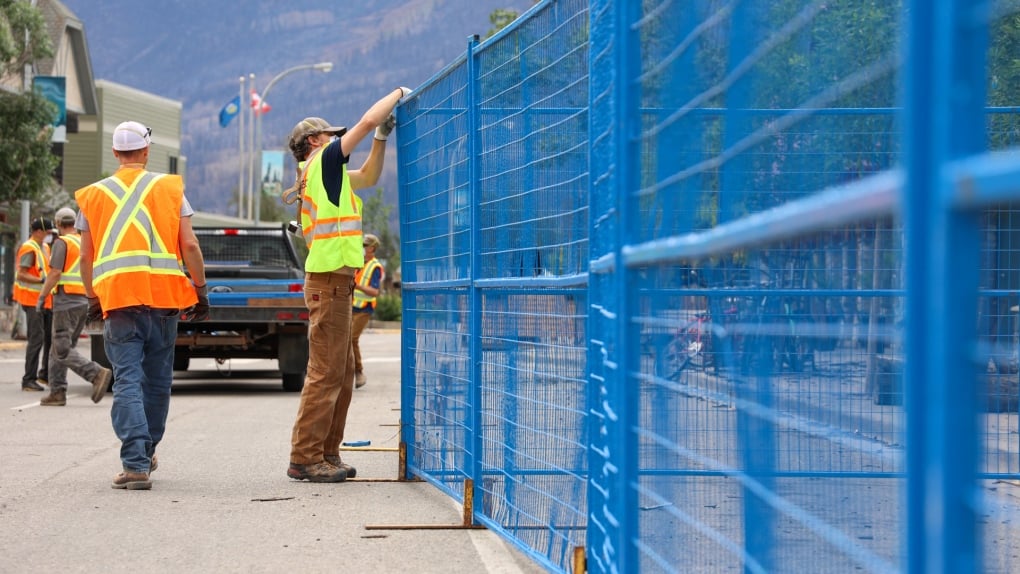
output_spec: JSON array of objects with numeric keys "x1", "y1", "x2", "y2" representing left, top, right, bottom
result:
[{"x1": 340, "y1": 87, "x2": 408, "y2": 158}]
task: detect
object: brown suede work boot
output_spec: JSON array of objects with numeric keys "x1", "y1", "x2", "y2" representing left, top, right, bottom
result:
[
  {"x1": 287, "y1": 462, "x2": 347, "y2": 483},
  {"x1": 111, "y1": 471, "x2": 151, "y2": 490},
  {"x1": 324, "y1": 455, "x2": 357, "y2": 479},
  {"x1": 40, "y1": 389, "x2": 67, "y2": 406}
]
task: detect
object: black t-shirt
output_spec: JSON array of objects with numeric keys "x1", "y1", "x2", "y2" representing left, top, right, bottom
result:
[{"x1": 319, "y1": 139, "x2": 351, "y2": 207}]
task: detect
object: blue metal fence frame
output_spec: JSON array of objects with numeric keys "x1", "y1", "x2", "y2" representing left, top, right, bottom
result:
[{"x1": 395, "y1": 1, "x2": 1020, "y2": 572}]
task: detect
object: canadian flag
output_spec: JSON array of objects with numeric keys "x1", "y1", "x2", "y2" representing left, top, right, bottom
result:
[{"x1": 250, "y1": 89, "x2": 271, "y2": 115}]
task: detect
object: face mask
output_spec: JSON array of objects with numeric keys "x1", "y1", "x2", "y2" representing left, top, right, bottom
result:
[
  {"x1": 329, "y1": 135, "x2": 340, "y2": 144},
  {"x1": 362, "y1": 248, "x2": 367, "y2": 258},
  {"x1": 43, "y1": 234, "x2": 54, "y2": 245}
]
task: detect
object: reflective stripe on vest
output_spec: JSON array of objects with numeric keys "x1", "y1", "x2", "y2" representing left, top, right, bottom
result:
[
  {"x1": 353, "y1": 258, "x2": 383, "y2": 309},
  {"x1": 76, "y1": 168, "x2": 197, "y2": 312},
  {"x1": 57, "y1": 234, "x2": 85, "y2": 295},
  {"x1": 90, "y1": 173, "x2": 186, "y2": 283},
  {"x1": 299, "y1": 144, "x2": 364, "y2": 272}
]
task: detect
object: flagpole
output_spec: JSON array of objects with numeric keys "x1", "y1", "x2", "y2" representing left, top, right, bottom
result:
[
  {"x1": 238, "y1": 75, "x2": 245, "y2": 219},
  {"x1": 252, "y1": 61, "x2": 333, "y2": 224},
  {"x1": 248, "y1": 73, "x2": 257, "y2": 222}
]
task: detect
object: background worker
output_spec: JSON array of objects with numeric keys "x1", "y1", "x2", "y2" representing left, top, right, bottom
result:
[
  {"x1": 37, "y1": 207, "x2": 113, "y2": 406},
  {"x1": 285, "y1": 86, "x2": 408, "y2": 483},
  {"x1": 13, "y1": 218, "x2": 55, "y2": 392},
  {"x1": 351, "y1": 233, "x2": 385, "y2": 389},
  {"x1": 77, "y1": 120, "x2": 209, "y2": 491}
]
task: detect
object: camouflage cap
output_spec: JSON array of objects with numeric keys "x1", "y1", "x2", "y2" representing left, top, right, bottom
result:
[{"x1": 288, "y1": 117, "x2": 346, "y2": 149}]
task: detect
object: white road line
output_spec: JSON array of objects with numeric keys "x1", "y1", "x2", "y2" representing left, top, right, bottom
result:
[
  {"x1": 363, "y1": 357, "x2": 400, "y2": 363},
  {"x1": 11, "y1": 400, "x2": 41, "y2": 410}
]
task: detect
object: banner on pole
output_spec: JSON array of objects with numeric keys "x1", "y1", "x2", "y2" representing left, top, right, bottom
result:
[
  {"x1": 261, "y1": 150, "x2": 285, "y2": 197},
  {"x1": 33, "y1": 75, "x2": 66, "y2": 142}
]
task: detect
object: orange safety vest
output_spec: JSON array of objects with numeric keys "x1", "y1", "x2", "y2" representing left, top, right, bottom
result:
[
  {"x1": 75, "y1": 168, "x2": 197, "y2": 312},
  {"x1": 353, "y1": 258, "x2": 384, "y2": 310},
  {"x1": 12, "y1": 238, "x2": 51, "y2": 308},
  {"x1": 57, "y1": 234, "x2": 86, "y2": 296}
]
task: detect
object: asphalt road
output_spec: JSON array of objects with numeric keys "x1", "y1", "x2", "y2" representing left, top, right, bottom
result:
[{"x1": 0, "y1": 330, "x2": 545, "y2": 574}]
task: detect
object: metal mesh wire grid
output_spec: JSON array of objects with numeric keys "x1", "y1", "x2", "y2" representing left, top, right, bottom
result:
[{"x1": 397, "y1": 0, "x2": 1020, "y2": 572}]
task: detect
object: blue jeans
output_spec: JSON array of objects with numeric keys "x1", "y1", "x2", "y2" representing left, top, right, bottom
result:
[{"x1": 104, "y1": 307, "x2": 179, "y2": 473}]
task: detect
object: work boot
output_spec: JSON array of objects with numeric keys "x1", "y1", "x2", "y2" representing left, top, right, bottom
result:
[
  {"x1": 91, "y1": 367, "x2": 112, "y2": 404},
  {"x1": 287, "y1": 462, "x2": 347, "y2": 483},
  {"x1": 40, "y1": 389, "x2": 66, "y2": 406},
  {"x1": 324, "y1": 455, "x2": 357, "y2": 479},
  {"x1": 111, "y1": 471, "x2": 151, "y2": 490},
  {"x1": 355, "y1": 371, "x2": 367, "y2": 389},
  {"x1": 37, "y1": 378, "x2": 48, "y2": 387},
  {"x1": 22, "y1": 380, "x2": 44, "y2": 392}
]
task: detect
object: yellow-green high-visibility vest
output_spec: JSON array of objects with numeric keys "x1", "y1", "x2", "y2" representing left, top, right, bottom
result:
[{"x1": 299, "y1": 144, "x2": 363, "y2": 272}]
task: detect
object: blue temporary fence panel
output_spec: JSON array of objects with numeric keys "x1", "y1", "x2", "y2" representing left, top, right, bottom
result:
[{"x1": 396, "y1": 1, "x2": 1020, "y2": 572}]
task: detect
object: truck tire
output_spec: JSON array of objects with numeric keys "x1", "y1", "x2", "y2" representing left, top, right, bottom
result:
[
  {"x1": 278, "y1": 332, "x2": 308, "y2": 392},
  {"x1": 173, "y1": 349, "x2": 190, "y2": 371},
  {"x1": 282, "y1": 371, "x2": 305, "y2": 392},
  {"x1": 90, "y1": 335, "x2": 114, "y2": 392},
  {"x1": 90, "y1": 335, "x2": 111, "y2": 369}
]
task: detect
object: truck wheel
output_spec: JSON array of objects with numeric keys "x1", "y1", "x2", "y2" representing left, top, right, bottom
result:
[
  {"x1": 90, "y1": 335, "x2": 111, "y2": 369},
  {"x1": 282, "y1": 371, "x2": 305, "y2": 392},
  {"x1": 173, "y1": 349, "x2": 190, "y2": 371},
  {"x1": 90, "y1": 335, "x2": 114, "y2": 391}
]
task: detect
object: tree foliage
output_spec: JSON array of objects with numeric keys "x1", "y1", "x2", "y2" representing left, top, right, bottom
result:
[
  {"x1": 486, "y1": 9, "x2": 520, "y2": 39},
  {"x1": 0, "y1": 0, "x2": 58, "y2": 203},
  {"x1": 361, "y1": 187, "x2": 399, "y2": 270},
  {"x1": 485, "y1": 2, "x2": 539, "y2": 39}
]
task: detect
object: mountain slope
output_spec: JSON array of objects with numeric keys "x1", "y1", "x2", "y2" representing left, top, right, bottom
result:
[{"x1": 60, "y1": 0, "x2": 534, "y2": 216}]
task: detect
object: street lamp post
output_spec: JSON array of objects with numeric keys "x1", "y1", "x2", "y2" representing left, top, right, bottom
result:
[{"x1": 252, "y1": 61, "x2": 333, "y2": 223}]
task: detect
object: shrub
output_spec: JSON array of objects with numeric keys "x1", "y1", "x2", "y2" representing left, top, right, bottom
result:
[{"x1": 374, "y1": 294, "x2": 402, "y2": 322}]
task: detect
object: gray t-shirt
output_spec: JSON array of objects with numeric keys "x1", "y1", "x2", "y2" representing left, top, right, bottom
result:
[{"x1": 48, "y1": 237, "x2": 86, "y2": 311}]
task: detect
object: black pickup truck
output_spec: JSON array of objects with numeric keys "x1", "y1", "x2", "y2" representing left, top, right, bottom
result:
[{"x1": 89, "y1": 225, "x2": 310, "y2": 391}]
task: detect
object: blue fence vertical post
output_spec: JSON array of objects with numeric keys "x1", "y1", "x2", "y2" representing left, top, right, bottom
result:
[
  {"x1": 614, "y1": 1, "x2": 641, "y2": 572},
  {"x1": 903, "y1": 1, "x2": 988, "y2": 572},
  {"x1": 719, "y1": 3, "x2": 753, "y2": 226},
  {"x1": 466, "y1": 34, "x2": 483, "y2": 523},
  {"x1": 397, "y1": 98, "x2": 416, "y2": 480},
  {"x1": 586, "y1": 0, "x2": 614, "y2": 570}
]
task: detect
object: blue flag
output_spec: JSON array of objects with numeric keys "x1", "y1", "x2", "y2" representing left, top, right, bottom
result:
[{"x1": 219, "y1": 95, "x2": 241, "y2": 127}]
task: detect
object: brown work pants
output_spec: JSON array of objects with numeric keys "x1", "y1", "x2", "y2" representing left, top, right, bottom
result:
[
  {"x1": 351, "y1": 311, "x2": 372, "y2": 374},
  {"x1": 290, "y1": 270, "x2": 356, "y2": 465}
]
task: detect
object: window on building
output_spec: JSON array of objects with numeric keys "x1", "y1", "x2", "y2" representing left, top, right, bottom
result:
[{"x1": 169, "y1": 156, "x2": 179, "y2": 174}]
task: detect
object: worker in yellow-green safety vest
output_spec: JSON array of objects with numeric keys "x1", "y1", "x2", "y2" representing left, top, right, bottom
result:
[
  {"x1": 351, "y1": 233, "x2": 385, "y2": 389},
  {"x1": 284, "y1": 85, "x2": 411, "y2": 484}
]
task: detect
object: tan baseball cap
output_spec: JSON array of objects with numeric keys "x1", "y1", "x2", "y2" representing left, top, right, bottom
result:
[
  {"x1": 288, "y1": 117, "x2": 346, "y2": 149},
  {"x1": 363, "y1": 233, "x2": 380, "y2": 248},
  {"x1": 54, "y1": 207, "x2": 77, "y2": 225}
]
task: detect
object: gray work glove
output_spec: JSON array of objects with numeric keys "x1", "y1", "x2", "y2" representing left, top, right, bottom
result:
[
  {"x1": 374, "y1": 114, "x2": 396, "y2": 141},
  {"x1": 35, "y1": 295, "x2": 45, "y2": 313},
  {"x1": 186, "y1": 284, "x2": 210, "y2": 322}
]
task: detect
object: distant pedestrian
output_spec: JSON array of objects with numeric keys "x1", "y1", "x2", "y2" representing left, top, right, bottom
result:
[
  {"x1": 352, "y1": 233, "x2": 385, "y2": 389},
  {"x1": 285, "y1": 86, "x2": 409, "y2": 483},
  {"x1": 76, "y1": 120, "x2": 209, "y2": 491},
  {"x1": 36, "y1": 207, "x2": 113, "y2": 406},
  {"x1": 13, "y1": 217, "x2": 55, "y2": 392}
]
